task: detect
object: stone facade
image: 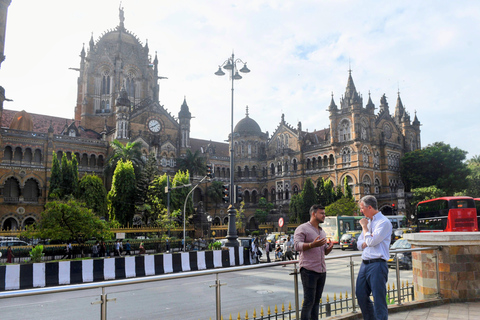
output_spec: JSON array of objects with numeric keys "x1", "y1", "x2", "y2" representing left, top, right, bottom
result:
[
  {"x1": 0, "y1": 6, "x2": 421, "y2": 231},
  {"x1": 405, "y1": 232, "x2": 480, "y2": 301}
]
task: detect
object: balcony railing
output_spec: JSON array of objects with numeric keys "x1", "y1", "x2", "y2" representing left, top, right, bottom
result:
[{"x1": 0, "y1": 247, "x2": 439, "y2": 320}]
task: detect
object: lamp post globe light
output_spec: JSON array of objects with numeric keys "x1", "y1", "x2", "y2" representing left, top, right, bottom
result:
[{"x1": 215, "y1": 53, "x2": 250, "y2": 247}]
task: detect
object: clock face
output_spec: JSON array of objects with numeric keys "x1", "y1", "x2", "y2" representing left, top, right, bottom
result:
[{"x1": 148, "y1": 119, "x2": 161, "y2": 133}]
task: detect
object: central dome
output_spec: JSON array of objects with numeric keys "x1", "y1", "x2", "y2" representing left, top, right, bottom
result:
[{"x1": 234, "y1": 114, "x2": 262, "y2": 134}]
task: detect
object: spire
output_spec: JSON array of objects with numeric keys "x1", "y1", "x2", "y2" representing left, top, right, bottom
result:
[
  {"x1": 412, "y1": 110, "x2": 420, "y2": 126},
  {"x1": 245, "y1": 105, "x2": 249, "y2": 117},
  {"x1": 328, "y1": 92, "x2": 337, "y2": 111},
  {"x1": 89, "y1": 32, "x2": 94, "y2": 52},
  {"x1": 394, "y1": 90, "x2": 404, "y2": 121},
  {"x1": 366, "y1": 91, "x2": 375, "y2": 111},
  {"x1": 179, "y1": 96, "x2": 191, "y2": 118},
  {"x1": 340, "y1": 69, "x2": 362, "y2": 109}
]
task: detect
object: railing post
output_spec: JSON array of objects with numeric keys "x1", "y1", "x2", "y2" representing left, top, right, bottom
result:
[
  {"x1": 291, "y1": 262, "x2": 300, "y2": 319},
  {"x1": 91, "y1": 286, "x2": 116, "y2": 320},
  {"x1": 209, "y1": 273, "x2": 226, "y2": 320},
  {"x1": 348, "y1": 256, "x2": 357, "y2": 313},
  {"x1": 395, "y1": 253, "x2": 402, "y2": 305}
]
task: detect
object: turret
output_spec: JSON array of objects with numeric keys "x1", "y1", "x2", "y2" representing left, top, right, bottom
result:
[{"x1": 178, "y1": 97, "x2": 192, "y2": 148}]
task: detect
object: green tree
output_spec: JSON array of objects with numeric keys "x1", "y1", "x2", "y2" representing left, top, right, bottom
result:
[
  {"x1": 300, "y1": 178, "x2": 317, "y2": 222},
  {"x1": 255, "y1": 197, "x2": 274, "y2": 224},
  {"x1": 335, "y1": 185, "x2": 344, "y2": 201},
  {"x1": 48, "y1": 152, "x2": 61, "y2": 200},
  {"x1": 176, "y1": 149, "x2": 206, "y2": 177},
  {"x1": 78, "y1": 174, "x2": 108, "y2": 218},
  {"x1": 207, "y1": 180, "x2": 224, "y2": 209},
  {"x1": 315, "y1": 177, "x2": 327, "y2": 206},
  {"x1": 104, "y1": 140, "x2": 145, "y2": 182},
  {"x1": 108, "y1": 160, "x2": 137, "y2": 225},
  {"x1": 289, "y1": 194, "x2": 304, "y2": 223},
  {"x1": 136, "y1": 152, "x2": 160, "y2": 203},
  {"x1": 324, "y1": 179, "x2": 336, "y2": 206},
  {"x1": 147, "y1": 171, "x2": 193, "y2": 226},
  {"x1": 235, "y1": 201, "x2": 246, "y2": 232},
  {"x1": 23, "y1": 200, "x2": 111, "y2": 251},
  {"x1": 325, "y1": 197, "x2": 359, "y2": 216},
  {"x1": 466, "y1": 156, "x2": 480, "y2": 198},
  {"x1": 343, "y1": 176, "x2": 353, "y2": 199},
  {"x1": 400, "y1": 142, "x2": 469, "y2": 194}
]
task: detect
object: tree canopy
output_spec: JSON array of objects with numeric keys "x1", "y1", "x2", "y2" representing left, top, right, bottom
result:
[
  {"x1": 176, "y1": 149, "x2": 206, "y2": 177},
  {"x1": 48, "y1": 152, "x2": 79, "y2": 200},
  {"x1": 23, "y1": 200, "x2": 111, "y2": 244},
  {"x1": 400, "y1": 142, "x2": 469, "y2": 195},
  {"x1": 78, "y1": 174, "x2": 108, "y2": 218},
  {"x1": 104, "y1": 140, "x2": 145, "y2": 181},
  {"x1": 108, "y1": 160, "x2": 137, "y2": 225}
]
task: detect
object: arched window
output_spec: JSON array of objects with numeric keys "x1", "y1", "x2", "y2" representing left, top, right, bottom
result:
[
  {"x1": 3, "y1": 146, "x2": 13, "y2": 161},
  {"x1": 244, "y1": 190, "x2": 250, "y2": 203},
  {"x1": 81, "y1": 154, "x2": 89, "y2": 167},
  {"x1": 374, "y1": 178, "x2": 381, "y2": 194},
  {"x1": 270, "y1": 163, "x2": 275, "y2": 175},
  {"x1": 338, "y1": 119, "x2": 351, "y2": 142},
  {"x1": 271, "y1": 188, "x2": 276, "y2": 202},
  {"x1": 277, "y1": 162, "x2": 282, "y2": 173},
  {"x1": 4, "y1": 177, "x2": 20, "y2": 201},
  {"x1": 284, "y1": 134, "x2": 289, "y2": 147},
  {"x1": 293, "y1": 185, "x2": 299, "y2": 195},
  {"x1": 237, "y1": 166, "x2": 242, "y2": 178},
  {"x1": 329, "y1": 154, "x2": 335, "y2": 166},
  {"x1": 284, "y1": 161, "x2": 289, "y2": 172},
  {"x1": 244, "y1": 166, "x2": 250, "y2": 177},
  {"x1": 312, "y1": 157, "x2": 316, "y2": 169},
  {"x1": 293, "y1": 159, "x2": 297, "y2": 171},
  {"x1": 373, "y1": 152, "x2": 380, "y2": 169},
  {"x1": 251, "y1": 166, "x2": 257, "y2": 178},
  {"x1": 14, "y1": 147, "x2": 22, "y2": 162},
  {"x1": 363, "y1": 147, "x2": 370, "y2": 167},
  {"x1": 363, "y1": 175, "x2": 371, "y2": 195},
  {"x1": 306, "y1": 159, "x2": 311, "y2": 170},
  {"x1": 34, "y1": 149, "x2": 42, "y2": 163},
  {"x1": 342, "y1": 148, "x2": 351, "y2": 165},
  {"x1": 24, "y1": 148, "x2": 33, "y2": 163},
  {"x1": 24, "y1": 178, "x2": 40, "y2": 202},
  {"x1": 251, "y1": 190, "x2": 258, "y2": 204}
]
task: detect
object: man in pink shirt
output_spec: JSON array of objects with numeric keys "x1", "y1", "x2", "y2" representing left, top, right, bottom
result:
[{"x1": 294, "y1": 204, "x2": 334, "y2": 320}]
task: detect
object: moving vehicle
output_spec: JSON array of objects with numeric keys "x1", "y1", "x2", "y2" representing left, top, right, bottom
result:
[
  {"x1": 416, "y1": 196, "x2": 478, "y2": 232},
  {"x1": 386, "y1": 215, "x2": 407, "y2": 229},
  {"x1": 323, "y1": 216, "x2": 362, "y2": 245},
  {"x1": 474, "y1": 198, "x2": 480, "y2": 229},
  {"x1": 392, "y1": 227, "x2": 414, "y2": 242},
  {"x1": 339, "y1": 231, "x2": 361, "y2": 251},
  {"x1": 388, "y1": 238, "x2": 412, "y2": 270}
]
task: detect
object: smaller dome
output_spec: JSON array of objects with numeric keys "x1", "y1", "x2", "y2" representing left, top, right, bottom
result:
[
  {"x1": 10, "y1": 110, "x2": 34, "y2": 131},
  {"x1": 234, "y1": 115, "x2": 262, "y2": 134}
]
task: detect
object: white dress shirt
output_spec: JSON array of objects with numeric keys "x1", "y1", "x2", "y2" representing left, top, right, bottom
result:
[{"x1": 357, "y1": 212, "x2": 392, "y2": 261}]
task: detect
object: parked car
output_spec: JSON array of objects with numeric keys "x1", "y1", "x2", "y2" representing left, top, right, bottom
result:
[
  {"x1": 388, "y1": 238, "x2": 412, "y2": 270},
  {"x1": 0, "y1": 239, "x2": 29, "y2": 247},
  {"x1": 339, "y1": 231, "x2": 361, "y2": 251},
  {"x1": 392, "y1": 228, "x2": 414, "y2": 242}
]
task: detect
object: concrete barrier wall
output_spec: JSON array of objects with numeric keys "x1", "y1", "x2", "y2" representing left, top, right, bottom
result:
[{"x1": 0, "y1": 247, "x2": 252, "y2": 291}]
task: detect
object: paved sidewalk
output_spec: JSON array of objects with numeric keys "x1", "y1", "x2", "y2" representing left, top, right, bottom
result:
[{"x1": 388, "y1": 301, "x2": 480, "y2": 320}]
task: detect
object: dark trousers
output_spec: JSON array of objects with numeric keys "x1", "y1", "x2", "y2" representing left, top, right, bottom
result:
[
  {"x1": 300, "y1": 268, "x2": 326, "y2": 320},
  {"x1": 355, "y1": 261, "x2": 389, "y2": 320}
]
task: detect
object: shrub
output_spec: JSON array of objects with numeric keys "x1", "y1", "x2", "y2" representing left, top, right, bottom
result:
[{"x1": 29, "y1": 245, "x2": 45, "y2": 263}]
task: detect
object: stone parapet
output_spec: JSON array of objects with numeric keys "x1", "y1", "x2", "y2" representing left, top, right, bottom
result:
[{"x1": 403, "y1": 232, "x2": 480, "y2": 301}]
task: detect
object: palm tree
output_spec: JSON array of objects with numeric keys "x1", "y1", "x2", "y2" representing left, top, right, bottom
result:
[
  {"x1": 176, "y1": 149, "x2": 206, "y2": 177},
  {"x1": 104, "y1": 140, "x2": 145, "y2": 180}
]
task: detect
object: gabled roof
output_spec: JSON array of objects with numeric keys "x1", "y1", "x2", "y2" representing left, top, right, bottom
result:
[{"x1": 1, "y1": 109, "x2": 101, "y2": 139}]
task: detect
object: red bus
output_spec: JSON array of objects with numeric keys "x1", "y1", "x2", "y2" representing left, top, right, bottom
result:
[
  {"x1": 475, "y1": 198, "x2": 480, "y2": 230},
  {"x1": 416, "y1": 196, "x2": 478, "y2": 232}
]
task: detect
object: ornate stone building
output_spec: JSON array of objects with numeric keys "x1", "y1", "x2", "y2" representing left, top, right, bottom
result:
[{"x1": 0, "y1": 6, "x2": 420, "y2": 231}]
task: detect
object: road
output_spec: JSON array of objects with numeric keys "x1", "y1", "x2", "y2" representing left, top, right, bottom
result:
[{"x1": 0, "y1": 249, "x2": 412, "y2": 320}]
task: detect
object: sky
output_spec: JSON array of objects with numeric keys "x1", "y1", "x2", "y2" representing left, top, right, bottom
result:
[{"x1": 1, "y1": 0, "x2": 479, "y2": 159}]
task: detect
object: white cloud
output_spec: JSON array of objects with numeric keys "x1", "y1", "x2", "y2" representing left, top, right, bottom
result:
[{"x1": 1, "y1": 0, "x2": 479, "y2": 158}]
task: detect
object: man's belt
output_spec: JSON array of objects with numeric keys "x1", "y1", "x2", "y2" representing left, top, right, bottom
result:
[{"x1": 362, "y1": 258, "x2": 386, "y2": 264}]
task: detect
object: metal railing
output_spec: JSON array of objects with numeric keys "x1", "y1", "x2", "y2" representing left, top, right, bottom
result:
[{"x1": 0, "y1": 246, "x2": 440, "y2": 320}]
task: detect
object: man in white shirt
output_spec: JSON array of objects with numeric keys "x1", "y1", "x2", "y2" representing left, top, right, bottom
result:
[{"x1": 355, "y1": 195, "x2": 392, "y2": 320}]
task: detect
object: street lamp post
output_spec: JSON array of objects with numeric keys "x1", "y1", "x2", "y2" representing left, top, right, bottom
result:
[{"x1": 215, "y1": 53, "x2": 250, "y2": 247}]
